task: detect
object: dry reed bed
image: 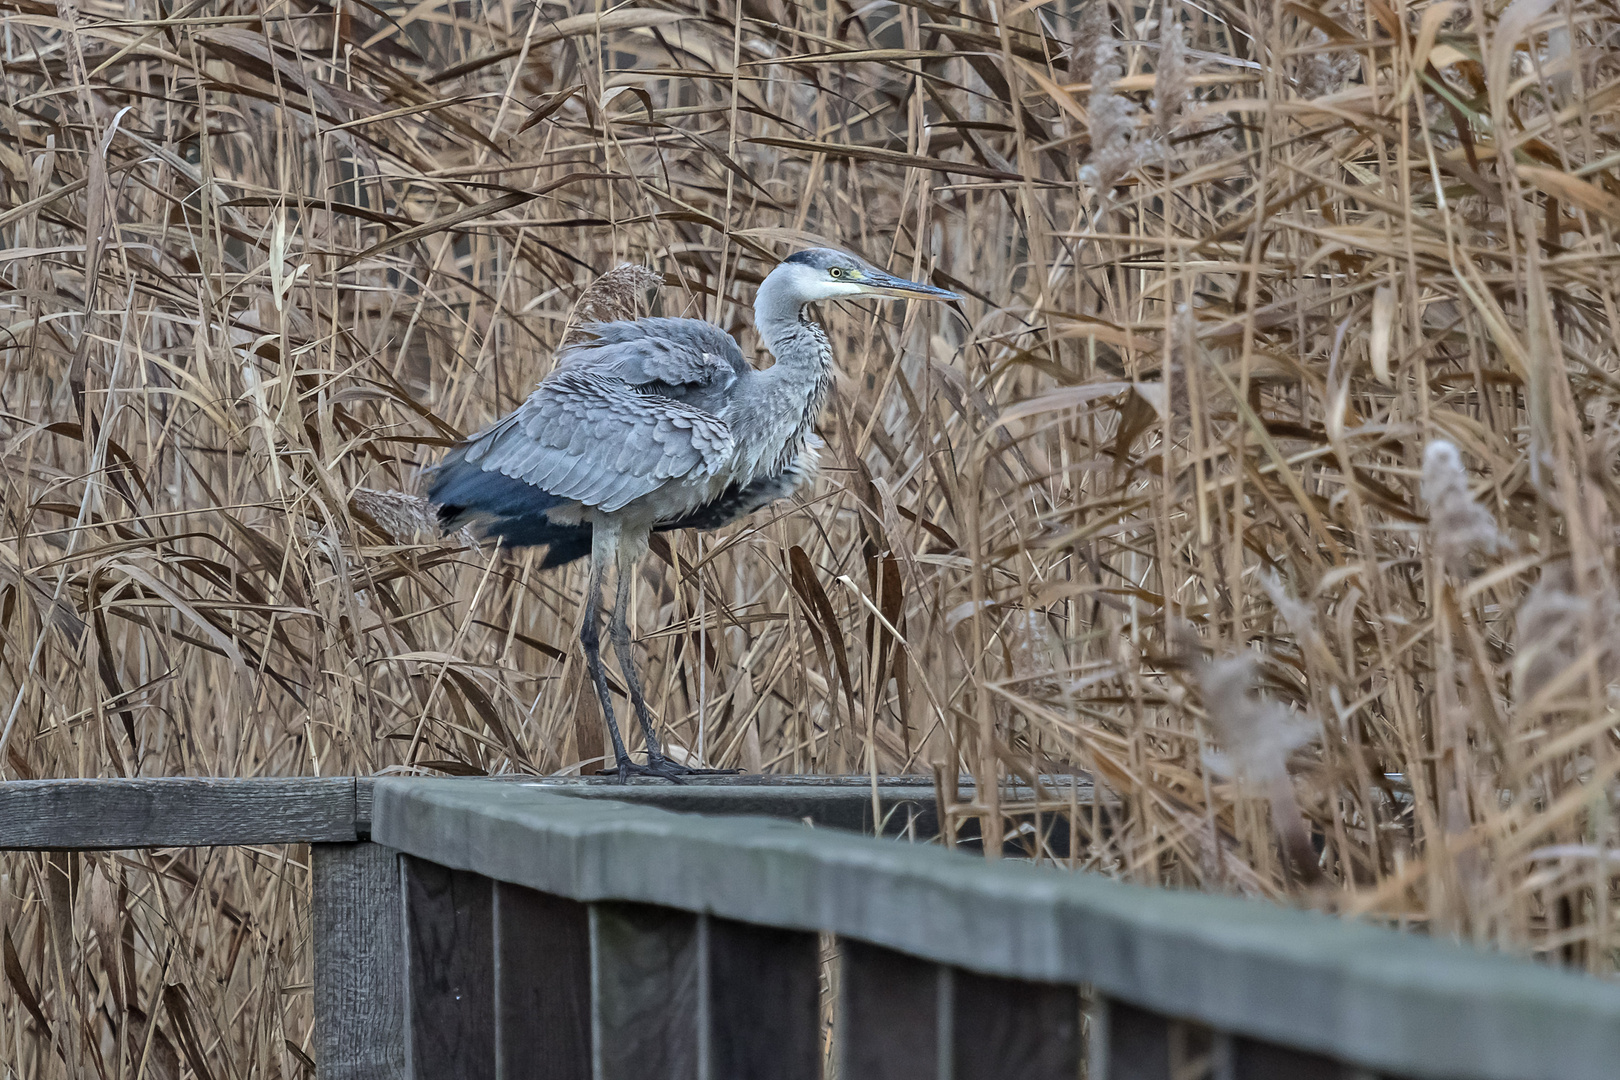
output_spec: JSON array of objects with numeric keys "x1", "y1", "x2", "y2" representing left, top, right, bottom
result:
[{"x1": 3, "y1": 0, "x2": 1620, "y2": 1071}]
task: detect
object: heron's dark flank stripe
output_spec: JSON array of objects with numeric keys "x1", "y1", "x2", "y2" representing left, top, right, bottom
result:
[
  {"x1": 427, "y1": 455, "x2": 593, "y2": 567},
  {"x1": 658, "y1": 479, "x2": 773, "y2": 533},
  {"x1": 660, "y1": 450, "x2": 817, "y2": 534},
  {"x1": 535, "y1": 531, "x2": 592, "y2": 568}
]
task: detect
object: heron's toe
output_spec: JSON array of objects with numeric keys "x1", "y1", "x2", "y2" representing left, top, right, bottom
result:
[{"x1": 600, "y1": 755, "x2": 742, "y2": 784}]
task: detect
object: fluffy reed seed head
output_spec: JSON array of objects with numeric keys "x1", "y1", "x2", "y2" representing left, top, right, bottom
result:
[
  {"x1": 1514, "y1": 562, "x2": 1620, "y2": 706},
  {"x1": 1195, "y1": 649, "x2": 1321, "y2": 884},
  {"x1": 1197, "y1": 650, "x2": 1311, "y2": 783},
  {"x1": 351, "y1": 486, "x2": 444, "y2": 544},
  {"x1": 562, "y1": 263, "x2": 664, "y2": 346},
  {"x1": 1260, "y1": 569, "x2": 1316, "y2": 642},
  {"x1": 1069, "y1": 0, "x2": 1111, "y2": 87},
  {"x1": 1420, "y1": 440, "x2": 1506, "y2": 577},
  {"x1": 1154, "y1": 6, "x2": 1190, "y2": 138},
  {"x1": 1079, "y1": 38, "x2": 1140, "y2": 192}
]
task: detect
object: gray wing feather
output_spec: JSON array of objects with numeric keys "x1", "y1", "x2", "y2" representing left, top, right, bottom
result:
[
  {"x1": 465, "y1": 368, "x2": 734, "y2": 513},
  {"x1": 558, "y1": 318, "x2": 748, "y2": 390}
]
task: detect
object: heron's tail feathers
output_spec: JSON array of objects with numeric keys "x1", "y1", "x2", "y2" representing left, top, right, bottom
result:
[{"x1": 426, "y1": 456, "x2": 592, "y2": 568}]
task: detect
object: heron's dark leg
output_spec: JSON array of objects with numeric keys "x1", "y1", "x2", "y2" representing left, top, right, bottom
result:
[
  {"x1": 604, "y1": 527, "x2": 740, "y2": 781},
  {"x1": 608, "y1": 530, "x2": 666, "y2": 762},
  {"x1": 580, "y1": 535, "x2": 634, "y2": 776}
]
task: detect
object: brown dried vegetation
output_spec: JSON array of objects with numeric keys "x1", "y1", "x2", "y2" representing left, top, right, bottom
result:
[{"x1": 4, "y1": 0, "x2": 1620, "y2": 1070}]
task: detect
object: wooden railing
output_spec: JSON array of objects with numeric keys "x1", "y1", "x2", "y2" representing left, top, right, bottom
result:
[{"x1": 3, "y1": 776, "x2": 1619, "y2": 1080}]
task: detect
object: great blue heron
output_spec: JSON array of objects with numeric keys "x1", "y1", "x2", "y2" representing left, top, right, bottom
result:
[{"x1": 427, "y1": 249, "x2": 959, "y2": 780}]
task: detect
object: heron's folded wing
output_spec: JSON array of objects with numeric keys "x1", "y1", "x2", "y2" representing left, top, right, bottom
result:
[
  {"x1": 463, "y1": 369, "x2": 734, "y2": 514},
  {"x1": 556, "y1": 317, "x2": 749, "y2": 390}
]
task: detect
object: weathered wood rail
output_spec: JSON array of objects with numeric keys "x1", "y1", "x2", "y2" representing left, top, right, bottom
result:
[{"x1": 2, "y1": 775, "x2": 1618, "y2": 1080}]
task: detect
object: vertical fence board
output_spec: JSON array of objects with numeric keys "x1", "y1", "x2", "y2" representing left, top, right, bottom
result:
[
  {"x1": 493, "y1": 883, "x2": 591, "y2": 1080},
  {"x1": 838, "y1": 939, "x2": 944, "y2": 1080},
  {"x1": 1103, "y1": 999, "x2": 1172, "y2": 1080},
  {"x1": 1229, "y1": 1037, "x2": 1346, "y2": 1079},
  {"x1": 313, "y1": 842, "x2": 405, "y2": 1080},
  {"x1": 952, "y1": 971, "x2": 1080, "y2": 1080},
  {"x1": 705, "y1": 919, "x2": 820, "y2": 1080},
  {"x1": 591, "y1": 903, "x2": 700, "y2": 1080},
  {"x1": 403, "y1": 857, "x2": 495, "y2": 1080}
]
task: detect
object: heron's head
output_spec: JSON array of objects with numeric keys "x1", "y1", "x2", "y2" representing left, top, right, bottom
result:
[{"x1": 770, "y1": 248, "x2": 960, "y2": 305}]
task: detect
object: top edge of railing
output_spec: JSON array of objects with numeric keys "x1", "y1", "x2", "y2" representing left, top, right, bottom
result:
[
  {"x1": 372, "y1": 777, "x2": 1620, "y2": 1080},
  {"x1": 0, "y1": 773, "x2": 1089, "y2": 849}
]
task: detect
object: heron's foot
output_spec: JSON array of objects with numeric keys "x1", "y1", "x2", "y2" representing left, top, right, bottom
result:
[{"x1": 602, "y1": 754, "x2": 742, "y2": 784}]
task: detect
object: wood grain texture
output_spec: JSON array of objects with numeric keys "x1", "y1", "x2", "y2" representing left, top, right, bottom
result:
[
  {"x1": 493, "y1": 883, "x2": 591, "y2": 1080},
  {"x1": 313, "y1": 843, "x2": 406, "y2": 1080},
  {"x1": 591, "y1": 903, "x2": 700, "y2": 1080},
  {"x1": 705, "y1": 919, "x2": 819, "y2": 1080},
  {"x1": 952, "y1": 971, "x2": 1080, "y2": 1080},
  {"x1": 403, "y1": 857, "x2": 495, "y2": 1080},
  {"x1": 356, "y1": 778, "x2": 376, "y2": 836},
  {"x1": 0, "y1": 777, "x2": 359, "y2": 848},
  {"x1": 838, "y1": 939, "x2": 942, "y2": 1080}
]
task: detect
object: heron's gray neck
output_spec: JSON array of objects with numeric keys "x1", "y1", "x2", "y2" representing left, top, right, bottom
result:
[
  {"x1": 754, "y1": 269, "x2": 812, "y2": 355},
  {"x1": 754, "y1": 272, "x2": 835, "y2": 468},
  {"x1": 755, "y1": 271, "x2": 833, "y2": 383}
]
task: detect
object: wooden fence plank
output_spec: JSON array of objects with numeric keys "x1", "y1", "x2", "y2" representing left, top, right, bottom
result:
[
  {"x1": 492, "y1": 883, "x2": 591, "y2": 1080},
  {"x1": 374, "y1": 779, "x2": 1620, "y2": 1080},
  {"x1": 952, "y1": 971, "x2": 1080, "y2": 1080},
  {"x1": 543, "y1": 780, "x2": 1089, "y2": 854},
  {"x1": 838, "y1": 939, "x2": 944, "y2": 1080},
  {"x1": 550, "y1": 784, "x2": 941, "y2": 838},
  {"x1": 313, "y1": 843, "x2": 405, "y2": 1080},
  {"x1": 0, "y1": 776, "x2": 1086, "y2": 850},
  {"x1": 403, "y1": 857, "x2": 494, "y2": 1080},
  {"x1": 591, "y1": 902, "x2": 700, "y2": 1080},
  {"x1": 0, "y1": 777, "x2": 359, "y2": 848},
  {"x1": 705, "y1": 919, "x2": 820, "y2": 1080}
]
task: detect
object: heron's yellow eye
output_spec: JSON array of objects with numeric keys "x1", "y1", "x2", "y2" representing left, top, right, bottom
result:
[{"x1": 829, "y1": 267, "x2": 843, "y2": 278}]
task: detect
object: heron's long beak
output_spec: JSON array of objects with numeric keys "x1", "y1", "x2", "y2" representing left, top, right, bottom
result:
[{"x1": 858, "y1": 269, "x2": 961, "y2": 301}]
